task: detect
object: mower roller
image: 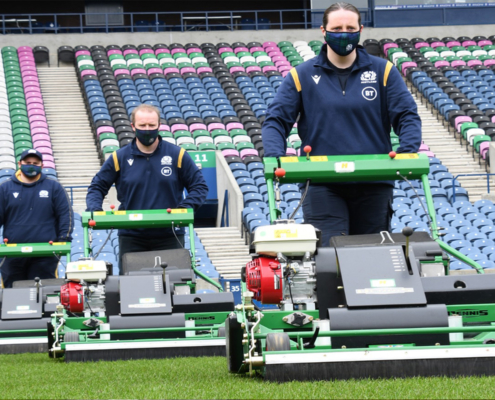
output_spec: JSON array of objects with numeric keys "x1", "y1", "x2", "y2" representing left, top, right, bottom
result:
[
  {"x1": 226, "y1": 151, "x2": 495, "y2": 382},
  {"x1": 0, "y1": 242, "x2": 71, "y2": 354},
  {"x1": 45, "y1": 207, "x2": 235, "y2": 362}
]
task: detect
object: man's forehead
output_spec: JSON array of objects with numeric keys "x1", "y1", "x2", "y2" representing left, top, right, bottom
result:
[
  {"x1": 135, "y1": 110, "x2": 159, "y2": 121},
  {"x1": 22, "y1": 156, "x2": 42, "y2": 162}
]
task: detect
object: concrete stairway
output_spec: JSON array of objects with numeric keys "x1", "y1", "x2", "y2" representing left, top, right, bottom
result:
[
  {"x1": 195, "y1": 227, "x2": 251, "y2": 279},
  {"x1": 37, "y1": 67, "x2": 102, "y2": 213},
  {"x1": 408, "y1": 82, "x2": 493, "y2": 202}
]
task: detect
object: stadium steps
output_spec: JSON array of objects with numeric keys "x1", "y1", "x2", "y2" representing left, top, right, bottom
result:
[
  {"x1": 411, "y1": 87, "x2": 492, "y2": 202},
  {"x1": 37, "y1": 67, "x2": 102, "y2": 212},
  {"x1": 195, "y1": 227, "x2": 252, "y2": 278}
]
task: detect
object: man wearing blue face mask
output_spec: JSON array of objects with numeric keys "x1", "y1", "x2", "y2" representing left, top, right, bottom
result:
[
  {"x1": 0, "y1": 149, "x2": 73, "y2": 287},
  {"x1": 86, "y1": 104, "x2": 208, "y2": 273},
  {"x1": 262, "y1": 2, "x2": 421, "y2": 247}
]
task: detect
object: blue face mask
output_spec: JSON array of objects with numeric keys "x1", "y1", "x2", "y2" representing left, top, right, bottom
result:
[
  {"x1": 20, "y1": 164, "x2": 42, "y2": 177},
  {"x1": 135, "y1": 128, "x2": 159, "y2": 146},
  {"x1": 324, "y1": 31, "x2": 360, "y2": 56}
]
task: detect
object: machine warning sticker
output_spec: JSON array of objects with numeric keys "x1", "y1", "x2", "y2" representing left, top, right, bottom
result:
[
  {"x1": 129, "y1": 304, "x2": 166, "y2": 309},
  {"x1": 94, "y1": 211, "x2": 106, "y2": 216},
  {"x1": 8, "y1": 307, "x2": 37, "y2": 315},
  {"x1": 6, "y1": 244, "x2": 17, "y2": 247},
  {"x1": 334, "y1": 162, "x2": 355, "y2": 173},
  {"x1": 280, "y1": 157, "x2": 299, "y2": 163},
  {"x1": 129, "y1": 213, "x2": 143, "y2": 221},
  {"x1": 356, "y1": 287, "x2": 414, "y2": 295},
  {"x1": 21, "y1": 247, "x2": 33, "y2": 253},
  {"x1": 171, "y1": 209, "x2": 187, "y2": 213},
  {"x1": 370, "y1": 279, "x2": 396, "y2": 288},
  {"x1": 310, "y1": 156, "x2": 328, "y2": 162},
  {"x1": 51, "y1": 242, "x2": 66, "y2": 246},
  {"x1": 139, "y1": 298, "x2": 156, "y2": 304},
  {"x1": 114, "y1": 211, "x2": 126, "y2": 215},
  {"x1": 274, "y1": 229, "x2": 298, "y2": 239},
  {"x1": 17, "y1": 305, "x2": 30, "y2": 311},
  {"x1": 395, "y1": 154, "x2": 419, "y2": 159},
  {"x1": 77, "y1": 264, "x2": 93, "y2": 271}
]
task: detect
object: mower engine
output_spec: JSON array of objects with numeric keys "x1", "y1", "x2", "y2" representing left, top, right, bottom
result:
[
  {"x1": 247, "y1": 223, "x2": 318, "y2": 310},
  {"x1": 60, "y1": 260, "x2": 107, "y2": 316}
]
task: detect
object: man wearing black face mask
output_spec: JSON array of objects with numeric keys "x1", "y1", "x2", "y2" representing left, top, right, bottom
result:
[
  {"x1": 86, "y1": 104, "x2": 208, "y2": 273},
  {"x1": 262, "y1": 2, "x2": 421, "y2": 247},
  {"x1": 0, "y1": 149, "x2": 73, "y2": 287}
]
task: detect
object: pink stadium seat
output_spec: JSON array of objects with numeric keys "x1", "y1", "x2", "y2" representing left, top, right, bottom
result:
[
  {"x1": 419, "y1": 150, "x2": 435, "y2": 157},
  {"x1": 275, "y1": 60, "x2": 290, "y2": 67},
  {"x1": 462, "y1": 40, "x2": 477, "y2": 47},
  {"x1": 246, "y1": 66, "x2": 262, "y2": 73},
  {"x1": 467, "y1": 60, "x2": 482, "y2": 67},
  {"x1": 180, "y1": 67, "x2": 196, "y2": 74},
  {"x1": 401, "y1": 62, "x2": 417, "y2": 75},
  {"x1": 159, "y1": 124, "x2": 170, "y2": 131},
  {"x1": 113, "y1": 68, "x2": 130, "y2": 76},
  {"x1": 229, "y1": 66, "x2": 245, "y2": 73},
  {"x1": 130, "y1": 68, "x2": 146, "y2": 76},
  {"x1": 75, "y1": 50, "x2": 90, "y2": 58},
  {"x1": 32, "y1": 133, "x2": 50, "y2": 143},
  {"x1": 23, "y1": 75, "x2": 39, "y2": 83},
  {"x1": 189, "y1": 123, "x2": 207, "y2": 132},
  {"x1": 430, "y1": 41, "x2": 446, "y2": 48},
  {"x1": 278, "y1": 65, "x2": 291, "y2": 73},
  {"x1": 282, "y1": 71, "x2": 289, "y2": 78},
  {"x1": 478, "y1": 40, "x2": 493, "y2": 47},
  {"x1": 97, "y1": 126, "x2": 115, "y2": 136},
  {"x1": 81, "y1": 70, "x2": 97, "y2": 78},
  {"x1": 263, "y1": 41, "x2": 277, "y2": 48},
  {"x1": 171, "y1": 124, "x2": 189, "y2": 133},
  {"x1": 446, "y1": 41, "x2": 461, "y2": 48},
  {"x1": 265, "y1": 46, "x2": 278, "y2": 53},
  {"x1": 20, "y1": 61, "x2": 36, "y2": 67},
  {"x1": 41, "y1": 154, "x2": 55, "y2": 163},
  {"x1": 22, "y1": 71, "x2": 38, "y2": 78},
  {"x1": 186, "y1": 48, "x2": 202, "y2": 55},
  {"x1": 197, "y1": 67, "x2": 212, "y2": 74},
  {"x1": 419, "y1": 143, "x2": 430, "y2": 151},
  {"x1": 34, "y1": 140, "x2": 52, "y2": 149},
  {"x1": 26, "y1": 97, "x2": 43, "y2": 105},
  {"x1": 226, "y1": 122, "x2": 243, "y2": 131},
  {"x1": 222, "y1": 149, "x2": 239, "y2": 158},
  {"x1": 25, "y1": 92, "x2": 42, "y2": 100},
  {"x1": 262, "y1": 65, "x2": 277, "y2": 73},
  {"x1": 139, "y1": 49, "x2": 154, "y2": 56},
  {"x1": 25, "y1": 86, "x2": 41, "y2": 95},
  {"x1": 17, "y1": 46, "x2": 32, "y2": 52},
  {"x1": 208, "y1": 122, "x2": 226, "y2": 132},
  {"x1": 123, "y1": 49, "x2": 138, "y2": 57},
  {"x1": 480, "y1": 141, "x2": 490, "y2": 159},
  {"x1": 268, "y1": 51, "x2": 283, "y2": 57},
  {"x1": 383, "y1": 43, "x2": 398, "y2": 55},
  {"x1": 240, "y1": 149, "x2": 259, "y2": 159},
  {"x1": 435, "y1": 61, "x2": 450, "y2": 69},
  {"x1": 171, "y1": 48, "x2": 186, "y2": 56},
  {"x1": 146, "y1": 68, "x2": 162, "y2": 75},
  {"x1": 107, "y1": 49, "x2": 122, "y2": 56},
  {"x1": 43, "y1": 161, "x2": 56, "y2": 169},
  {"x1": 286, "y1": 148, "x2": 297, "y2": 156},
  {"x1": 455, "y1": 116, "x2": 472, "y2": 131},
  {"x1": 27, "y1": 103, "x2": 44, "y2": 112},
  {"x1": 234, "y1": 47, "x2": 249, "y2": 54},
  {"x1": 414, "y1": 42, "x2": 429, "y2": 49},
  {"x1": 31, "y1": 126, "x2": 49, "y2": 135},
  {"x1": 35, "y1": 146, "x2": 53, "y2": 155},
  {"x1": 484, "y1": 60, "x2": 495, "y2": 67},
  {"x1": 155, "y1": 48, "x2": 170, "y2": 55},
  {"x1": 451, "y1": 60, "x2": 467, "y2": 68},
  {"x1": 250, "y1": 47, "x2": 264, "y2": 53},
  {"x1": 218, "y1": 47, "x2": 233, "y2": 54},
  {"x1": 31, "y1": 121, "x2": 48, "y2": 129},
  {"x1": 29, "y1": 114, "x2": 47, "y2": 123},
  {"x1": 492, "y1": 116, "x2": 495, "y2": 123},
  {"x1": 164, "y1": 67, "x2": 180, "y2": 75}
]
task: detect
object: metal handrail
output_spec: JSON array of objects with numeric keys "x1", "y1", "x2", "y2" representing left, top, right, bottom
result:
[
  {"x1": 0, "y1": 8, "x2": 372, "y2": 35},
  {"x1": 451, "y1": 173, "x2": 495, "y2": 203}
]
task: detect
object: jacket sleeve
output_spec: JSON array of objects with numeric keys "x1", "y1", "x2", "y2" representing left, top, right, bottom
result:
[
  {"x1": 0, "y1": 184, "x2": 5, "y2": 229},
  {"x1": 86, "y1": 155, "x2": 119, "y2": 211},
  {"x1": 262, "y1": 70, "x2": 302, "y2": 157},
  {"x1": 386, "y1": 65, "x2": 422, "y2": 153},
  {"x1": 177, "y1": 151, "x2": 208, "y2": 212},
  {"x1": 53, "y1": 181, "x2": 74, "y2": 242}
]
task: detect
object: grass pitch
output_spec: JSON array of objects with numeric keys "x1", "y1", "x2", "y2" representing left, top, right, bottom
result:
[{"x1": 1, "y1": 353, "x2": 495, "y2": 399}]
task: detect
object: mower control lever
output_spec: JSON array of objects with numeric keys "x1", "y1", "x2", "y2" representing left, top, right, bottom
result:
[
  {"x1": 34, "y1": 277, "x2": 40, "y2": 303},
  {"x1": 402, "y1": 227, "x2": 414, "y2": 275}
]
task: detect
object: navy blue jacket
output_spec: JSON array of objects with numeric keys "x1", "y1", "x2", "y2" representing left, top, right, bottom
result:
[
  {"x1": 86, "y1": 137, "x2": 208, "y2": 238},
  {"x1": 263, "y1": 45, "x2": 421, "y2": 159},
  {"x1": 0, "y1": 171, "x2": 73, "y2": 243}
]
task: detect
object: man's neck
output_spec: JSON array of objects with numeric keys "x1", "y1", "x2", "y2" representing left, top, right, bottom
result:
[
  {"x1": 136, "y1": 138, "x2": 159, "y2": 154},
  {"x1": 326, "y1": 45, "x2": 357, "y2": 69}
]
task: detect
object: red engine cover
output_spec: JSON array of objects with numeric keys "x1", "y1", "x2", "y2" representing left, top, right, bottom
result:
[
  {"x1": 245, "y1": 257, "x2": 283, "y2": 304},
  {"x1": 60, "y1": 282, "x2": 84, "y2": 313}
]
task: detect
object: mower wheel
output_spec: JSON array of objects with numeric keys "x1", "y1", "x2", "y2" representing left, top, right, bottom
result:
[
  {"x1": 266, "y1": 333, "x2": 290, "y2": 352},
  {"x1": 64, "y1": 331, "x2": 80, "y2": 343},
  {"x1": 225, "y1": 314, "x2": 244, "y2": 373}
]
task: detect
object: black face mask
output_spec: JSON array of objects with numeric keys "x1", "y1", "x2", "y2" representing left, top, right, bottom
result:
[{"x1": 135, "y1": 128, "x2": 159, "y2": 145}]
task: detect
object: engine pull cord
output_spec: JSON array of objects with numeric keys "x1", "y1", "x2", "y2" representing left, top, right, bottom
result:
[{"x1": 289, "y1": 179, "x2": 310, "y2": 220}]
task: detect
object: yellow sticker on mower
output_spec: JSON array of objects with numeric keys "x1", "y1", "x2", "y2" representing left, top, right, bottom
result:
[
  {"x1": 310, "y1": 156, "x2": 328, "y2": 162},
  {"x1": 114, "y1": 211, "x2": 126, "y2": 215},
  {"x1": 395, "y1": 154, "x2": 419, "y2": 159},
  {"x1": 280, "y1": 157, "x2": 299, "y2": 163},
  {"x1": 171, "y1": 209, "x2": 188, "y2": 214},
  {"x1": 274, "y1": 229, "x2": 298, "y2": 239}
]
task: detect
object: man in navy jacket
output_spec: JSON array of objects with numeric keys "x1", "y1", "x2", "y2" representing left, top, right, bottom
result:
[
  {"x1": 86, "y1": 104, "x2": 208, "y2": 272},
  {"x1": 0, "y1": 149, "x2": 73, "y2": 287},
  {"x1": 263, "y1": 3, "x2": 421, "y2": 246}
]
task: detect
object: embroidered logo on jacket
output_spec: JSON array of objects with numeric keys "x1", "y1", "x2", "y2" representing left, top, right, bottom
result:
[
  {"x1": 161, "y1": 167, "x2": 172, "y2": 176},
  {"x1": 39, "y1": 190, "x2": 49, "y2": 198},
  {"x1": 312, "y1": 75, "x2": 321, "y2": 85},
  {"x1": 362, "y1": 87, "x2": 377, "y2": 101},
  {"x1": 361, "y1": 71, "x2": 377, "y2": 84},
  {"x1": 13, "y1": 192, "x2": 19, "y2": 198},
  {"x1": 161, "y1": 156, "x2": 172, "y2": 165},
  {"x1": 127, "y1": 159, "x2": 134, "y2": 166}
]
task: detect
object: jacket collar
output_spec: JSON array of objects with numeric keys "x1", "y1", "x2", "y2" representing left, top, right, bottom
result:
[
  {"x1": 129, "y1": 135, "x2": 163, "y2": 156},
  {"x1": 314, "y1": 44, "x2": 373, "y2": 71},
  {"x1": 12, "y1": 170, "x2": 45, "y2": 185}
]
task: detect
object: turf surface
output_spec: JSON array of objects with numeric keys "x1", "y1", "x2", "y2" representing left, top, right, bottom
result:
[{"x1": 1, "y1": 353, "x2": 495, "y2": 399}]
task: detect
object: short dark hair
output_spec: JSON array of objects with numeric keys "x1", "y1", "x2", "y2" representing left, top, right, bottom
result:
[{"x1": 323, "y1": 2, "x2": 361, "y2": 28}]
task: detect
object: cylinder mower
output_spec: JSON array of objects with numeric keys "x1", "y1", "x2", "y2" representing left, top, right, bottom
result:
[{"x1": 226, "y1": 151, "x2": 495, "y2": 382}]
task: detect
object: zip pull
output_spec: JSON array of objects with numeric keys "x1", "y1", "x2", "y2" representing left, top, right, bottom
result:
[{"x1": 343, "y1": 90, "x2": 345, "y2": 96}]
